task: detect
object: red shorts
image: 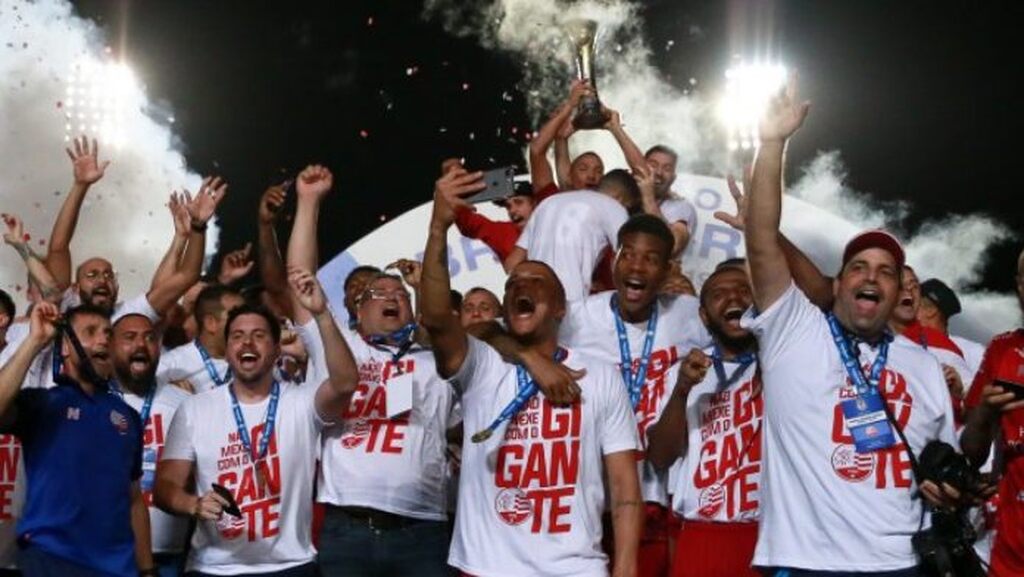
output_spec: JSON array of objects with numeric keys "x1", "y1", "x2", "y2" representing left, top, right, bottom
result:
[
  {"x1": 603, "y1": 503, "x2": 671, "y2": 577},
  {"x1": 670, "y1": 520, "x2": 758, "y2": 577}
]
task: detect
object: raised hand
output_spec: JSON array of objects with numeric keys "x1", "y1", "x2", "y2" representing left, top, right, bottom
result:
[
  {"x1": 258, "y1": 182, "x2": 289, "y2": 225},
  {"x1": 431, "y1": 167, "x2": 486, "y2": 227},
  {"x1": 296, "y1": 165, "x2": 333, "y2": 201},
  {"x1": 556, "y1": 117, "x2": 576, "y2": 140},
  {"x1": 288, "y1": 266, "x2": 327, "y2": 315},
  {"x1": 1, "y1": 213, "x2": 26, "y2": 246},
  {"x1": 168, "y1": 192, "x2": 192, "y2": 237},
  {"x1": 942, "y1": 364, "x2": 965, "y2": 400},
  {"x1": 632, "y1": 163, "x2": 656, "y2": 200},
  {"x1": 660, "y1": 271, "x2": 696, "y2": 297},
  {"x1": 758, "y1": 75, "x2": 811, "y2": 143},
  {"x1": 567, "y1": 78, "x2": 591, "y2": 106},
  {"x1": 714, "y1": 170, "x2": 751, "y2": 231},
  {"x1": 676, "y1": 348, "x2": 712, "y2": 394},
  {"x1": 184, "y1": 176, "x2": 227, "y2": 225},
  {"x1": 28, "y1": 301, "x2": 60, "y2": 346},
  {"x1": 602, "y1": 107, "x2": 622, "y2": 131},
  {"x1": 386, "y1": 258, "x2": 423, "y2": 289},
  {"x1": 65, "y1": 136, "x2": 110, "y2": 185},
  {"x1": 218, "y1": 243, "x2": 255, "y2": 285},
  {"x1": 977, "y1": 383, "x2": 1024, "y2": 421}
]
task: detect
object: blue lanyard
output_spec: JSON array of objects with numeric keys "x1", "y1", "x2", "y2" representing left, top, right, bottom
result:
[
  {"x1": 228, "y1": 381, "x2": 280, "y2": 463},
  {"x1": 195, "y1": 341, "x2": 231, "y2": 387},
  {"x1": 610, "y1": 296, "x2": 658, "y2": 409},
  {"x1": 110, "y1": 380, "x2": 157, "y2": 424},
  {"x1": 366, "y1": 323, "x2": 417, "y2": 375},
  {"x1": 710, "y1": 345, "x2": 757, "y2": 387},
  {"x1": 470, "y1": 348, "x2": 567, "y2": 443},
  {"x1": 825, "y1": 312, "x2": 891, "y2": 396}
]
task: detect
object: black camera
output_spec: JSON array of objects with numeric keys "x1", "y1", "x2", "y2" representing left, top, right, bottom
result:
[
  {"x1": 913, "y1": 441, "x2": 985, "y2": 577},
  {"x1": 918, "y1": 440, "x2": 981, "y2": 495}
]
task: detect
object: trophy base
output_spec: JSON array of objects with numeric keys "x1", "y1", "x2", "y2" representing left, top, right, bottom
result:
[{"x1": 572, "y1": 109, "x2": 610, "y2": 130}]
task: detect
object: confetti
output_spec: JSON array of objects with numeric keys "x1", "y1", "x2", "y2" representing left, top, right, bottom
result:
[
  {"x1": 379, "y1": 214, "x2": 387, "y2": 222},
  {"x1": 406, "y1": 66, "x2": 419, "y2": 76},
  {"x1": 462, "y1": 82, "x2": 470, "y2": 91},
  {"x1": 665, "y1": 40, "x2": 675, "y2": 51},
  {"x1": 367, "y1": 16, "x2": 374, "y2": 26},
  {"x1": 359, "y1": 129, "x2": 369, "y2": 138}
]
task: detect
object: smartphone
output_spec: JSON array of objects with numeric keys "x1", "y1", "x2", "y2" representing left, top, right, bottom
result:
[
  {"x1": 211, "y1": 483, "x2": 243, "y2": 518},
  {"x1": 996, "y1": 380, "x2": 1024, "y2": 401},
  {"x1": 465, "y1": 166, "x2": 516, "y2": 204}
]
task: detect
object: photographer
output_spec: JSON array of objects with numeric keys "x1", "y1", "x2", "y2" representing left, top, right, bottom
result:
[{"x1": 961, "y1": 246, "x2": 1024, "y2": 577}]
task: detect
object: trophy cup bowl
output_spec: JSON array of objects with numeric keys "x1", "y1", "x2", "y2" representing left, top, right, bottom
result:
[{"x1": 564, "y1": 18, "x2": 610, "y2": 130}]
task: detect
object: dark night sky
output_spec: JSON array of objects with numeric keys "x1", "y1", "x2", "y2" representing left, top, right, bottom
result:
[{"x1": 74, "y1": 0, "x2": 1022, "y2": 292}]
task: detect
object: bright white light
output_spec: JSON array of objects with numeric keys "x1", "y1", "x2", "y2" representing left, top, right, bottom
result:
[
  {"x1": 717, "y1": 62, "x2": 787, "y2": 151},
  {"x1": 63, "y1": 58, "x2": 138, "y2": 148}
]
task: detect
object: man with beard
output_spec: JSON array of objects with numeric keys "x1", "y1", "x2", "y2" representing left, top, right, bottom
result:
[
  {"x1": 640, "y1": 145, "x2": 697, "y2": 260},
  {"x1": 647, "y1": 260, "x2": 763, "y2": 577},
  {"x1": 155, "y1": 291, "x2": 359, "y2": 577},
  {"x1": 285, "y1": 165, "x2": 459, "y2": 576},
  {"x1": 421, "y1": 167, "x2": 642, "y2": 577},
  {"x1": 0, "y1": 303, "x2": 153, "y2": 577},
  {"x1": 506, "y1": 170, "x2": 640, "y2": 301},
  {"x1": 961, "y1": 246, "x2": 1024, "y2": 577},
  {"x1": 552, "y1": 214, "x2": 709, "y2": 577},
  {"x1": 111, "y1": 314, "x2": 192, "y2": 575},
  {"x1": 743, "y1": 79, "x2": 958, "y2": 576},
  {"x1": 157, "y1": 285, "x2": 245, "y2": 394}
]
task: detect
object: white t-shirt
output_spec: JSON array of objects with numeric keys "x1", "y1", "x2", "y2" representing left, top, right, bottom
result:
[
  {"x1": 659, "y1": 197, "x2": 697, "y2": 230},
  {"x1": 515, "y1": 190, "x2": 627, "y2": 302},
  {"x1": 559, "y1": 291, "x2": 710, "y2": 506},
  {"x1": 119, "y1": 381, "x2": 192, "y2": 554},
  {"x1": 0, "y1": 434, "x2": 25, "y2": 569},
  {"x1": 0, "y1": 294, "x2": 159, "y2": 391},
  {"x1": 659, "y1": 353, "x2": 762, "y2": 522},
  {"x1": 161, "y1": 382, "x2": 323, "y2": 575},
  {"x1": 951, "y1": 335, "x2": 985, "y2": 376},
  {"x1": 157, "y1": 342, "x2": 232, "y2": 394},
  {"x1": 447, "y1": 337, "x2": 639, "y2": 577},
  {"x1": 315, "y1": 325, "x2": 457, "y2": 521},
  {"x1": 743, "y1": 283, "x2": 957, "y2": 571}
]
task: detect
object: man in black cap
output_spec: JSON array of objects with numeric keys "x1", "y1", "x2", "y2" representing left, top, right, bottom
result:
[{"x1": 917, "y1": 278, "x2": 986, "y2": 377}]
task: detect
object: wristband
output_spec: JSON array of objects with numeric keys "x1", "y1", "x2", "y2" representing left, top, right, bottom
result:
[{"x1": 190, "y1": 220, "x2": 208, "y2": 233}]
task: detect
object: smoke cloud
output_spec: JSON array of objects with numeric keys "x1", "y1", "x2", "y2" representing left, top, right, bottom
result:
[
  {"x1": 424, "y1": 0, "x2": 1019, "y2": 342},
  {"x1": 0, "y1": 0, "x2": 210, "y2": 312}
]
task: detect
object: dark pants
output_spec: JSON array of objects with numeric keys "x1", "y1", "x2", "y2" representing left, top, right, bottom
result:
[
  {"x1": 153, "y1": 553, "x2": 185, "y2": 577},
  {"x1": 764, "y1": 568, "x2": 924, "y2": 577},
  {"x1": 18, "y1": 547, "x2": 108, "y2": 577},
  {"x1": 185, "y1": 561, "x2": 318, "y2": 577},
  {"x1": 318, "y1": 507, "x2": 453, "y2": 577}
]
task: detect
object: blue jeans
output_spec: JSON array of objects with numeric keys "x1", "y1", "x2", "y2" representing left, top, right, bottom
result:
[
  {"x1": 765, "y1": 568, "x2": 923, "y2": 577},
  {"x1": 18, "y1": 547, "x2": 108, "y2": 577},
  {"x1": 153, "y1": 553, "x2": 185, "y2": 577},
  {"x1": 318, "y1": 507, "x2": 453, "y2": 577}
]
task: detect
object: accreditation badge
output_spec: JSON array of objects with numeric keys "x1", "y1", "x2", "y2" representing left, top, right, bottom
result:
[
  {"x1": 141, "y1": 447, "x2": 158, "y2": 492},
  {"x1": 840, "y1": 391, "x2": 896, "y2": 453},
  {"x1": 386, "y1": 372, "x2": 414, "y2": 419}
]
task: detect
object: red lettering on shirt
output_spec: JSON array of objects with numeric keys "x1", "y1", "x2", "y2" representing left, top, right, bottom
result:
[
  {"x1": 0, "y1": 435, "x2": 19, "y2": 520},
  {"x1": 493, "y1": 397, "x2": 582, "y2": 533},
  {"x1": 338, "y1": 358, "x2": 414, "y2": 454},
  {"x1": 214, "y1": 422, "x2": 282, "y2": 541}
]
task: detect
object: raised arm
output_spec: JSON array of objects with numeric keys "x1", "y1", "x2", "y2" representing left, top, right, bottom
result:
[
  {"x1": 745, "y1": 78, "x2": 810, "y2": 311},
  {"x1": 554, "y1": 119, "x2": 575, "y2": 190},
  {"x1": 285, "y1": 165, "x2": 333, "y2": 326},
  {"x1": 217, "y1": 243, "x2": 255, "y2": 287},
  {"x1": 646, "y1": 349, "x2": 709, "y2": 470},
  {"x1": 47, "y1": 136, "x2": 110, "y2": 288},
  {"x1": 467, "y1": 321, "x2": 582, "y2": 405},
  {"x1": 256, "y1": 183, "x2": 292, "y2": 316},
  {"x1": 288, "y1": 267, "x2": 358, "y2": 417},
  {"x1": 146, "y1": 177, "x2": 226, "y2": 316},
  {"x1": 604, "y1": 108, "x2": 646, "y2": 173},
  {"x1": 150, "y1": 193, "x2": 191, "y2": 290},
  {"x1": 0, "y1": 303, "x2": 58, "y2": 423},
  {"x1": 633, "y1": 165, "x2": 689, "y2": 258},
  {"x1": 420, "y1": 169, "x2": 486, "y2": 377},
  {"x1": 529, "y1": 80, "x2": 589, "y2": 193},
  {"x1": 3, "y1": 214, "x2": 61, "y2": 303}
]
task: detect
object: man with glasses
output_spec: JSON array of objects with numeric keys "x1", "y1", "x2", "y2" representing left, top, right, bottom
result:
[{"x1": 285, "y1": 164, "x2": 459, "y2": 576}]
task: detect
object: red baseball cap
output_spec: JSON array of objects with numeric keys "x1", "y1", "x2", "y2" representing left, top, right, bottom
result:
[{"x1": 841, "y1": 230, "x2": 906, "y2": 271}]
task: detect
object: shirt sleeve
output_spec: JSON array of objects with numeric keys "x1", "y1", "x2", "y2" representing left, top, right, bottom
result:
[
  {"x1": 602, "y1": 201, "x2": 628, "y2": 249},
  {"x1": 515, "y1": 210, "x2": 538, "y2": 251},
  {"x1": 454, "y1": 207, "x2": 493, "y2": 239},
  {"x1": 557, "y1": 300, "x2": 587, "y2": 348},
  {"x1": 160, "y1": 397, "x2": 197, "y2": 462},
  {"x1": 740, "y1": 281, "x2": 822, "y2": 371},
  {"x1": 534, "y1": 182, "x2": 561, "y2": 203},
  {"x1": 294, "y1": 317, "x2": 328, "y2": 388},
  {"x1": 155, "y1": 346, "x2": 188, "y2": 383},
  {"x1": 660, "y1": 198, "x2": 697, "y2": 229},
  {"x1": 7, "y1": 389, "x2": 48, "y2": 437},
  {"x1": 965, "y1": 338, "x2": 999, "y2": 410},
  {"x1": 599, "y1": 365, "x2": 641, "y2": 455},
  {"x1": 447, "y1": 336, "x2": 505, "y2": 396}
]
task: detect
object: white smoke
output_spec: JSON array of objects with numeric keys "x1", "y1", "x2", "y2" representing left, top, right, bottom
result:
[
  {"x1": 0, "y1": 0, "x2": 211, "y2": 313},
  {"x1": 424, "y1": 0, "x2": 1020, "y2": 342}
]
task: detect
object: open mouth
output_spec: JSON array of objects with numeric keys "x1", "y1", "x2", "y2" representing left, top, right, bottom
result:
[
  {"x1": 856, "y1": 289, "x2": 881, "y2": 304},
  {"x1": 723, "y1": 307, "x2": 744, "y2": 323},
  {"x1": 91, "y1": 351, "x2": 110, "y2": 364},
  {"x1": 899, "y1": 296, "x2": 913, "y2": 307},
  {"x1": 128, "y1": 352, "x2": 150, "y2": 372},
  {"x1": 622, "y1": 278, "x2": 648, "y2": 301},
  {"x1": 238, "y1": 351, "x2": 260, "y2": 369},
  {"x1": 512, "y1": 295, "x2": 536, "y2": 317},
  {"x1": 381, "y1": 305, "x2": 400, "y2": 318}
]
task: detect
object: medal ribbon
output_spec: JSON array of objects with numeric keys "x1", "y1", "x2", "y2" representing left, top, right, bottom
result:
[
  {"x1": 611, "y1": 295, "x2": 658, "y2": 410},
  {"x1": 195, "y1": 340, "x2": 232, "y2": 387},
  {"x1": 228, "y1": 380, "x2": 281, "y2": 464},
  {"x1": 825, "y1": 312, "x2": 891, "y2": 396},
  {"x1": 470, "y1": 348, "x2": 567, "y2": 443}
]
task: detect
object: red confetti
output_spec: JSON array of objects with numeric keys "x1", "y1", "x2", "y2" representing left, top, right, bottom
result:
[{"x1": 22, "y1": 233, "x2": 30, "y2": 242}]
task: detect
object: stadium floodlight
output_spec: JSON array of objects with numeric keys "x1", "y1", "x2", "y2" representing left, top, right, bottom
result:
[
  {"x1": 717, "y1": 62, "x2": 787, "y2": 151},
  {"x1": 63, "y1": 58, "x2": 137, "y2": 148}
]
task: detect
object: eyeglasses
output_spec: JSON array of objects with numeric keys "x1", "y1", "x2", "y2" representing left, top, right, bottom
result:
[
  {"x1": 82, "y1": 270, "x2": 117, "y2": 282},
  {"x1": 359, "y1": 288, "x2": 410, "y2": 303}
]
